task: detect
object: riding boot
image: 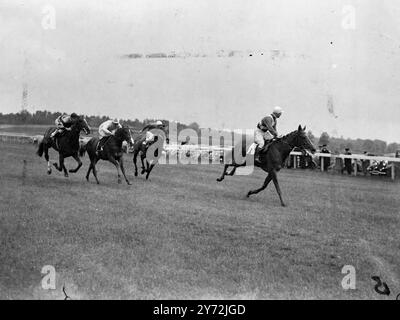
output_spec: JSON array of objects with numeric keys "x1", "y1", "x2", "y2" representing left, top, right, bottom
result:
[
  {"x1": 254, "y1": 146, "x2": 262, "y2": 163},
  {"x1": 96, "y1": 140, "x2": 104, "y2": 156}
]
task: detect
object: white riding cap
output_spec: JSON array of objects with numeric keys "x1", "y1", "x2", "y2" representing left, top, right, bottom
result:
[
  {"x1": 155, "y1": 120, "x2": 163, "y2": 126},
  {"x1": 273, "y1": 106, "x2": 284, "y2": 115},
  {"x1": 112, "y1": 118, "x2": 120, "y2": 124}
]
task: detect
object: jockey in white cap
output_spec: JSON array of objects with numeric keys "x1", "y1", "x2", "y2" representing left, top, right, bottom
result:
[
  {"x1": 96, "y1": 118, "x2": 122, "y2": 154},
  {"x1": 251, "y1": 106, "x2": 284, "y2": 161},
  {"x1": 141, "y1": 120, "x2": 165, "y2": 145}
]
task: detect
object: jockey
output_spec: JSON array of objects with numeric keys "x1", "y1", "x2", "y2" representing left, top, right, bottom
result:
[
  {"x1": 141, "y1": 120, "x2": 165, "y2": 146},
  {"x1": 253, "y1": 106, "x2": 283, "y2": 160},
  {"x1": 50, "y1": 113, "x2": 79, "y2": 138},
  {"x1": 96, "y1": 118, "x2": 122, "y2": 154}
]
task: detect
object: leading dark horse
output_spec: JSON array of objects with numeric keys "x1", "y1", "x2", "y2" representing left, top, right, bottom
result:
[
  {"x1": 217, "y1": 125, "x2": 316, "y2": 206},
  {"x1": 80, "y1": 126, "x2": 133, "y2": 185},
  {"x1": 37, "y1": 116, "x2": 91, "y2": 177}
]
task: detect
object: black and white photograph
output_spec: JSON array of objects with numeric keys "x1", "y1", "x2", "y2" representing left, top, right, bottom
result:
[{"x1": 1, "y1": 0, "x2": 400, "y2": 304}]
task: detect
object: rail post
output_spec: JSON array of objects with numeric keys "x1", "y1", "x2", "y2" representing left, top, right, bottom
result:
[{"x1": 391, "y1": 162, "x2": 395, "y2": 181}]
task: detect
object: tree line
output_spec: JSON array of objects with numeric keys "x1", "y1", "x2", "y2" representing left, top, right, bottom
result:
[
  {"x1": 307, "y1": 131, "x2": 399, "y2": 156},
  {"x1": 0, "y1": 109, "x2": 201, "y2": 134}
]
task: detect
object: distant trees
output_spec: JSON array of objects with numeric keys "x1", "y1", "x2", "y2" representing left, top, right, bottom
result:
[
  {"x1": 0, "y1": 109, "x2": 201, "y2": 134},
  {"x1": 307, "y1": 130, "x2": 315, "y2": 144},
  {"x1": 386, "y1": 142, "x2": 399, "y2": 153},
  {"x1": 319, "y1": 132, "x2": 330, "y2": 146}
]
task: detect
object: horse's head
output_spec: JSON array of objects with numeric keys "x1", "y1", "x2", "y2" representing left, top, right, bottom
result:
[
  {"x1": 291, "y1": 125, "x2": 316, "y2": 154},
  {"x1": 73, "y1": 116, "x2": 91, "y2": 135},
  {"x1": 116, "y1": 125, "x2": 134, "y2": 145}
]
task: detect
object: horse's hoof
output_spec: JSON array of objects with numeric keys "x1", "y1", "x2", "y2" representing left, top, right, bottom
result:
[
  {"x1": 246, "y1": 192, "x2": 251, "y2": 198},
  {"x1": 64, "y1": 174, "x2": 69, "y2": 178},
  {"x1": 86, "y1": 176, "x2": 89, "y2": 181},
  {"x1": 216, "y1": 178, "x2": 222, "y2": 182},
  {"x1": 127, "y1": 181, "x2": 131, "y2": 185},
  {"x1": 47, "y1": 170, "x2": 52, "y2": 175},
  {"x1": 134, "y1": 172, "x2": 138, "y2": 177},
  {"x1": 281, "y1": 203, "x2": 286, "y2": 207}
]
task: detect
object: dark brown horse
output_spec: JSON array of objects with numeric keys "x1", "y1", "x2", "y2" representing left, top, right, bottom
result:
[
  {"x1": 217, "y1": 125, "x2": 316, "y2": 206},
  {"x1": 37, "y1": 116, "x2": 91, "y2": 177},
  {"x1": 132, "y1": 128, "x2": 166, "y2": 180},
  {"x1": 80, "y1": 126, "x2": 133, "y2": 185}
]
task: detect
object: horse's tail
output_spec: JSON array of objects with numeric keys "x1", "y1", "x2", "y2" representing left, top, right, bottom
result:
[
  {"x1": 37, "y1": 140, "x2": 44, "y2": 157},
  {"x1": 79, "y1": 141, "x2": 87, "y2": 157}
]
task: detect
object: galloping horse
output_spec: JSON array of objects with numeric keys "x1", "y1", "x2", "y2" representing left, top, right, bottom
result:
[
  {"x1": 132, "y1": 129, "x2": 166, "y2": 180},
  {"x1": 37, "y1": 116, "x2": 91, "y2": 177},
  {"x1": 80, "y1": 126, "x2": 133, "y2": 185},
  {"x1": 217, "y1": 125, "x2": 316, "y2": 206}
]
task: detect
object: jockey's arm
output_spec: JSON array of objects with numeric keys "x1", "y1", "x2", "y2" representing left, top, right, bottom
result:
[
  {"x1": 262, "y1": 116, "x2": 278, "y2": 137},
  {"x1": 99, "y1": 122, "x2": 113, "y2": 136}
]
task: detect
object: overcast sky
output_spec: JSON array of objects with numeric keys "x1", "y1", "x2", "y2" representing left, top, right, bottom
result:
[{"x1": 1, "y1": 0, "x2": 400, "y2": 143}]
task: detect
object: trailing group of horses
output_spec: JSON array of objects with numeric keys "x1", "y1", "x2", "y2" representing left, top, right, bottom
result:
[{"x1": 36, "y1": 116, "x2": 316, "y2": 206}]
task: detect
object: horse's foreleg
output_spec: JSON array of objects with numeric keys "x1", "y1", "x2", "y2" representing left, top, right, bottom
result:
[
  {"x1": 119, "y1": 157, "x2": 131, "y2": 185},
  {"x1": 44, "y1": 146, "x2": 52, "y2": 175},
  {"x1": 60, "y1": 155, "x2": 68, "y2": 177},
  {"x1": 86, "y1": 162, "x2": 92, "y2": 181},
  {"x1": 247, "y1": 173, "x2": 273, "y2": 198},
  {"x1": 69, "y1": 153, "x2": 82, "y2": 173},
  {"x1": 91, "y1": 160, "x2": 100, "y2": 184},
  {"x1": 109, "y1": 156, "x2": 122, "y2": 184},
  {"x1": 217, "y1": 164, "x2": 230, "y2": 182},
  {"x1": 271, "y1": 171, "x2": 286, "y2": 207},
  {"x1": 53, "y1": 154, "x2": 68, "y2": 177}
]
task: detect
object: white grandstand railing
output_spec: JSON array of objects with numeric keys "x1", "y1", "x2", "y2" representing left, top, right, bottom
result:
[{"x1": 289, "y1": 151, "x2": 400, "y2": 180}]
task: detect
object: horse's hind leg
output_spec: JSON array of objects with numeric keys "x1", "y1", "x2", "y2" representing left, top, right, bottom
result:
[
  {"x1": 145, "y1": 162, "x2": 155, "y2": 180},
  {"x1": 140, "y1": 154, "x2": 146, "y2": 175},
  {"x1": 133, "y1": 152, "x2": 138, "y2": 176},
  {"x1": 217, "y1": 164, "x2": 231, "y2": 182},
  {"x1": 69, "y1": 153, "x2": 82, "y2": 173},
  {"x1": 247, "y1": 173, "x2": 273, "y2": 198},
  {"x1": 271, "y1": 171, "x2": 286, "y2": 207}
]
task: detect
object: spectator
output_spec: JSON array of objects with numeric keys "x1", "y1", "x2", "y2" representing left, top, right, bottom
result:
[
  {"x1": 342, "y1": 147, "x2": 352, "y2": 175},
  {"x1": 361, "y1": 151, "x2": 370, "y2": 176},
  {"x1": 320, "y1": 144, "x2": 331, "y2": 171}
]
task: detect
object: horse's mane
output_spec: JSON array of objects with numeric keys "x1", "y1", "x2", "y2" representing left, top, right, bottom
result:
[
  {"x1": 274, "y1": 129, "x2": 298, "y2": 143},
  {"x1": 114, "y1": 126, "x2": 129, "y2": 139}
]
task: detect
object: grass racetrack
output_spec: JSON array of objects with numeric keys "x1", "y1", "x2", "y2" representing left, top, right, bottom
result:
[{"x1": 1, "y1": 142, "x2": 399, "y2": 299}]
